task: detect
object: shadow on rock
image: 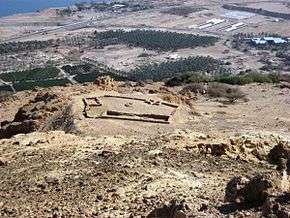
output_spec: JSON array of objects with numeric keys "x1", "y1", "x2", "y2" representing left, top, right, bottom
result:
[{"x1": 147, "y1": 199, "x2": 187, "y2": 218}]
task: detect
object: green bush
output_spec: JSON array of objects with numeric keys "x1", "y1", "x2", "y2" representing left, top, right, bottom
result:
[
  {"x1": 215, "y1": 73, "x2": 279, "y2": 85},
  {"x1": 179, "y1": 83, "x2": 206, "y2": 95},
  {"x1": 166, "y1": 72, "x2": 211, "y2": 86}
]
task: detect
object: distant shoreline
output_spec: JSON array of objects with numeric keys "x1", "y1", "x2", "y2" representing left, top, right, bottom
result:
[{"x1": 0, "y1": 0, "x2": 111, "y2": 18}]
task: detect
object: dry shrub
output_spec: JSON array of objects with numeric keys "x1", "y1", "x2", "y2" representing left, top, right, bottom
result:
[
  {"x1": 179, "y1": 83, "x2": 206, "y2": 95},
  {"x1": 208, "y1": 83, "x2": 246, "y2": 103},
  {"x1": 0, "y1": 91, "x2": 13, "y2": 103},
  {"x1": 41, "y1": 104, "x2": 78, "y2": 133},
  {"x1": 159, "y1": 93, "x2": 180, "y2": 104},
  {"x1": 280, "y1": 74, "x2": 290, "y2": 83}
]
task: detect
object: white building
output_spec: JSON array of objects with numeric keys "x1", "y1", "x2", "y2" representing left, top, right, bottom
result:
[{"x1": 251, "y1": 37, "x2": 288, "y2": 45}]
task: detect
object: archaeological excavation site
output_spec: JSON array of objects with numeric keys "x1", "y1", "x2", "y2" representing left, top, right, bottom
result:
[
  {"x1": 83, "y1": 95, "x2": 178, "y2": 124},
  {"x1": 1, "y1": 0, "x2": 290, "y2": 217},
  {"x1": 70, "y1": 90, "x2": 193, "y2": 138}
]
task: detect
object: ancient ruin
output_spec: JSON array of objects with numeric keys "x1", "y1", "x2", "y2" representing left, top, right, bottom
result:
[{"x1": 83, "y1": 95, "x2": 179, "y2": 124}]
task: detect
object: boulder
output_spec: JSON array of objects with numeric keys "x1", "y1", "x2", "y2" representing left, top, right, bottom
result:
[
  {"x1": 0, "y1": 120, "x2": 38, "y2": 139},
  {"x1": 268, "y1": 142, "x2": 290, "y2": 172},
  {"x1": 225, "y1": 174, "x2": 273, "y2": 206},
  {"x1": 243, "y1": 175, "x2": 273, "y2": 205},
  {"x1": 225, "y1": 176, "x2": 250, "y2": 203},
  {"x1": 268, "y1": 142, "x2": 290, "y2": 165}
]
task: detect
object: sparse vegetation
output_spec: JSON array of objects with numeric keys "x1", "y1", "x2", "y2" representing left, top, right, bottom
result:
[
  {"x1": 179, "y1": 83, "x2": 207, "y2": 95},
  {"x1": 0, "y1": 40, "x2": 54, "y2": 54},
  {"x1": 57, "y1": 2, "x2": 153, "y2": 16},
  {"x1": 0, "y1": 90, "x2": 13, "y2": 102},
  {"x1": 56, "y1": 7, "x2": 73, "y2": 16},
  {"x1": 166, "y1": 72, "x2": 281, "y2": 86},
  {"x1": 215, "y1": 73, "x2": 280, "y2": 85},
  {"x1": 41, "y1": 104, "x2": 78, "y2": 133}
]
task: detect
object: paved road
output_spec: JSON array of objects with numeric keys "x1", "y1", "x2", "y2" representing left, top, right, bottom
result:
[
  {"x1": 1, "y1": 18, "x2": 97, "y2": 43},
  {"x1": 58, "y1": 66, "x2": 78, "y2": 85},
  {"x1": 0, "y1": 78, "x2": 16, "y2": 93}
]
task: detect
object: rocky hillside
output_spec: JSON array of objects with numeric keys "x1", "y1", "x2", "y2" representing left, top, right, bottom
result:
[{"x1": 1, "y1": 79, "x2": 290, "y2": 217}]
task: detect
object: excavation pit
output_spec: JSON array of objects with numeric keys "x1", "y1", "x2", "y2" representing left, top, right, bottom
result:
[{"x1": 83, "y1": 95, "x2": 179, "y2": 124}]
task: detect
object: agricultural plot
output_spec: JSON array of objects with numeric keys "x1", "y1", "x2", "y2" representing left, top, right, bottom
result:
[
  {"x1": 94, "y1": 30, "x2": 219, "y2": 51},
  {"x1": 127, "y1": 56, "x2": 229, "y2": 81},
  {"x1": 0, "y1": 85, "x2": 13, "y2": 92},
  {"x1": 0, "y1": 40, "x2": 54, "y2": 54},
  {"x1": 0, "y1": 67, "x2": 60, "y2": 82},
  {"x1": 62, "y1": 63, "x2": 124, "y2": 83},
  {"x1": 0, "y1": 66, "x2": 70, "y2": 91},
  {"x1": 63, "y1": 55, "x2": 229, "y2": 83},
  {"x1": 161, "y1": 6, "x2": 207, "y2": 17},
  {"x1": 13, "y1": 79, "x2": 70, "y2": 91}
]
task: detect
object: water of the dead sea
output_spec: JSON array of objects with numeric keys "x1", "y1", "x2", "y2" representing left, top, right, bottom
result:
[{"x1": 0, "y1": 0, "x2": 111, "y2": 17}]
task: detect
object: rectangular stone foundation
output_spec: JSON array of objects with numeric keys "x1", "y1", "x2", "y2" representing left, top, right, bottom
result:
[{"x1": 83, "y1": 95, "x2": 178, "y2": 124}]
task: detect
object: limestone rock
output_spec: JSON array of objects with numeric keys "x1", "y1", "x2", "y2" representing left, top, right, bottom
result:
[{"x1": 95, "y1": 76, "x2": 116, "y2": 91}]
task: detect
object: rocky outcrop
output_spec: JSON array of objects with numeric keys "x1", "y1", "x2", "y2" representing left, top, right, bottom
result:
[
  {"x1": 95, "y1": 76, "x2": 117, "y2": 91},
  {"x1": 268, "y1": 142, "x2": 290, "y2": 172},
  {"x1": 0, "y1": 91, "x2": 66, "y2": 139},
  {"x1": 225, "y1": 176, "x2": 250, "y2": 203},
  {"x1": 41, "y1": 104, "x2": 78, "y2": 133},
  {"x1": 0, "y1": 120, "x2": 39, "y2": 139}
]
